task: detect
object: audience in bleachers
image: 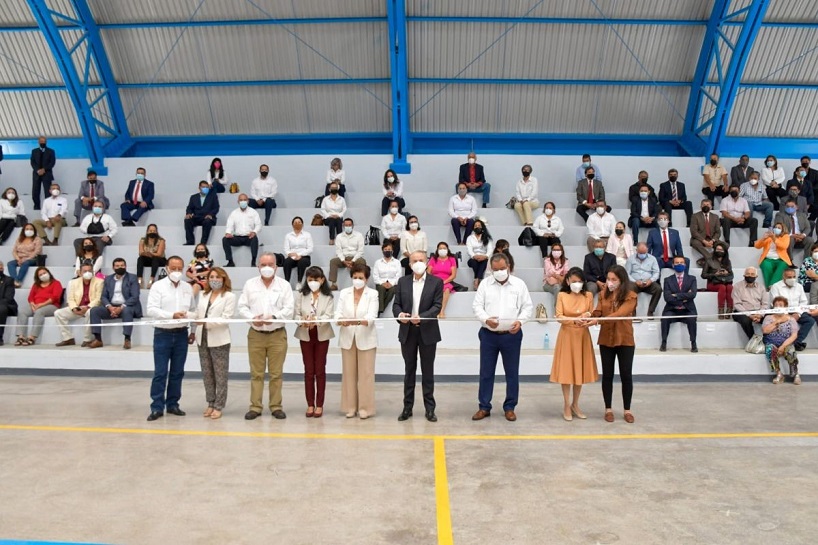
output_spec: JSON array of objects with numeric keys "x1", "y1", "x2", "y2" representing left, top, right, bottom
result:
[
  {"x1": 380, "y1": 202, "x2": 406, "y2": 257},
  {"x1": 381, "y1": 169, "x2": 405, "y2": 216},
  {"x1": 702, "y1": 153, "x2": 729, "y2": 203},
  {"x1": 74, "y1": 170, "x2": 109, "y2": 227},
  {"x1": 120, "y1": 167, "x2": 155, "y2": 227},
  {"x1": 328, "y1": 218, "x2": 366, "y2": 291},
  {"x1": 30, "y1": 136, "x2": 55, "y2": 211},
  {"x1": 249, "y1": 164, "x2": 277, "y2": 226},
  {"x1": 701, "y1": 241, "x2": 733, "y2": 318},
  {"x1": 658, "y1": 169, "x2": 693, "y2": 228},
  {"x1": 89, "y1": 258, "x2": 142, "y2": 349},
  {"x1": 449, "y1": 182, "x2": 478, "y2": 244},
  {"x1": 513, "y1": 165, "x2": 539, "y2": 226},
  {"x1": 33, "y1": 183, "x2": 68, "y2": 246},
  {"x1": 0, "y1": 187, "x2": 24, "y2": 244},
  {"x1": 75, "y1": 200, "x2": 117, "y2": 256},
  {"x1": 585, "y1": 199, "x2": 615, "y2": 252},
  {"x1": 628, "y1": 185, "x2": 659, "y2": 240},
  {"x1": 400, "y1": 215, "x2": 427, "y2": 275},
  {"x1": 184, "y1": 180, "x2": 219, "y2": 245},
  {"x1": 205, "y1": 158, "x2": 228, "y2": 193},
  {"x1": 730, "y1": 155, "x2": 754, "y2": 187},
  {"x1": 223, "y1": 193, "x2": 262, "y2": 267},
  {"x1": 15, "y1": 266, "x2": 61, "y2": 346},
  {"x1": 186, "y1": 244, "x2": 213, "y2": 296},
  {"x1": 136, "y1": 224, "x2": 166, "y2": 288},
  {"x1": 74, "y1": 237, "x2": 103, "y2": 277},
  {"x1": 575, "y1": 154, "x2": 602, "y2": 182},
  {"x1": 325, "y1": 158, "x2": 346, "y2": 198},
  {"x1": 660, "y1": 255, "x2": 698, "y2": 353},
  {"x1": 320, "y1": 183, "x2": 346, "y2": 244},
  {"x1": 283, "y1": 216, "x2": 313, "y2": 288},
  {"x1": 647, "y1": 211, "x2": 688, "y2": 271},
  {"x1": 532, "y1": 202, "x2": 563, "y2": 259},
  {"x1": 542, "y1": 242, "x2": 569, "y2": 300},
  {"x1": 294, "y1": 266, "x2": 334, "y2": 418},
  {"x1": 763, "y1": 296, "x2": 801, "y2": 385},
  {"x1": 627, "y1": 171, "x2": 655, "y2": 204},
  {"x1": 732, "y1": 267, "x2": 768, "y2": 340},
  {"x1": 0, "y1": 261, "x2": 17, "y2": 346},
  {"x1": 54, "y1": 261, "x2": 102, "y2": 347},
  {"x1": 761, "y1": 155, "x2": 787, "y2": 208},
  {"x1": 7, "y1": 224, "x2": 41, "y2": 288},
  {"x1": 372, "y1": 240, "x2": 401, "y2": 315},
  {"x1": 690, "y1": 199, "x2": 721, "y2": 266},
  {"x1": 458, "y1": 152, "x2": 490, "y2": 208},
  {"x1": 626, "y1": 242, "x2": 662, "y2": 319},
  {"x1": 755, "y1": 221, "x2": 791, "y2": 288},
  {"x1": 576, "y1": 167, "x2": 610, "y2": 222},
  {"x1": 583, "y1": 239, "x2": 616, "y2": 295},
  {"x1": 494, "y1": 239, "x2": 515, "y2": 273},
  {"x1": 607, "y1": 222, "x2": 634, "y2": 267},
  {"x1": 769, "y1": 268, "x2": 813, "y2": 351},
  {"x1": 428, "y1": 242, "x2": 456, "y2": 319},
  {"x1": 466, "y1": 219, "x2": 493, "y2": 290}
]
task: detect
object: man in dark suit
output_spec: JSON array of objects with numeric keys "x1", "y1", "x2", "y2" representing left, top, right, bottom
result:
[
  {"x1": 660, "y1": 256, "x2": 698, "y2": 353},
  {"x1": 88, "y1": 258, "x2": 143, "y2": 349},
  {"x1": 689, "y1": 199, "x2": 722, "y2": 265},
  {"x1": 628, "y1": 183, "x2": 660, "y2": 239},
  {"x1": 184, "y1": 180, "x2": 220, "y2": 245},
  {"x1": 730, "y1": 155, "x2": 755, "y2": 187},
  {"x1": 646, "y1": 211, "x2": 689, "y2": 270},
  {"x1": 583, "y1": 239, "x2": 617, "y2": 294},
  {"x1": 30, "y1": 136, "x2": 56, "y2": 210},
  {"x1": 457, "y1": 152, "x2": 491, "y2": 208},
  {"x1": 774, "y1": 197, "x2": 814, "y2": 260},
  {"x1": 0, "y1": 261, "x2": 17, "y2": 346},
  {"x1": 393, "y1": 251, "x2": 444, "y2": 422},
  {"x1": 576, "y1": 166, "x2": 611, "y2": 222},
  {"x1": 658, "y1": 169, "x2": 694, "y2": 227},
  {"x1": 627, "y1": 171, "x2": 656, "y2": 205},
  {"x1": 73, "y1": 170, "x2": 110, "y2": 226},
  {"x1": 120, "y1": 167, "x2": 156, "y2": 226}
]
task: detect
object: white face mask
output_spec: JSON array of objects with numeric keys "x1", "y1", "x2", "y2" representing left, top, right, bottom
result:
[
  {"x1": 658, "y1": 219, "x2": 669, "y2": 229},
  {"x1": 82, "y1": 271, "x2": 93, "y2": 281},
  {"x1": 544, "y1": 208, "x2": 554, "y2": 216},
  {"x1": 468, "y1": 158, "x2": 475, "y2": 164},
  {"x1": 458, "y1": 189, "x2": 467, "y2": 196},
  {"x1": 551, "y1": 250, "x2": 562, "y2": 258},
  {"x1": 750, "y1": 178, "x2": 758, "y2": 185},
  {"x1": 411, "y1": 261, "x2": 427, "y2": 275},
  {"x1": 607, "y1": 281, "x2": 619, "y2": 292},
  {"x1": 5, "y1": 192, "x2": 14, "y2": 200},
  {"x1": 260, "y1": 266, "x2": 275, "y2": 279},
  {"x1": 492, "y1": 269, "x2": 509, "y2": 282},
  {"x1": 307, "y1": 280, "x2": 321, "y2": 292},
  {"x1": 409, "y1": 222, "x2": 418, "y2": 231},
  {"x1": 24, "y1": 229, "x2": 35, "y2": 237},
  {"x1": 390, "y1": 207, "x2": 398, "y2": 215},
  {"x1": 438, "y1": 248, "x2": 448, "y2": 257},
  {"x1": 570, "y1": 281, "x2": 583, "y2": 293},
  {"x1": 387, "y1": 176, "x2": 395, "y2": 183},
  {"x1": 51, "y1": 189, "x2": 60, "y2": 197},
  {"x1": 352, "y1": 278, "x2": 366, "y2": 289},
  {"x1": 784, "y1": 278, "x2": 796, "y2": 287},
  {"x1": 596, "y1": 207, "x2": 605, "y2": 215},
  {"x1": 168, "y1": 271, "x2": 183, "y2": 283},
  {"x1": 812, "y1": 252, "x2": 818, "y2": 262},
  {"x1": 39, "y1": 273, "x2": 51, "y2": 282},
  {"x1": 343, "y1": 226, "x2": 353, "y2": 234}
]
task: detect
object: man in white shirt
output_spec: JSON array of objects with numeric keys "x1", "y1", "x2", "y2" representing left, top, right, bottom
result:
[
  {"x1": 448, "y1": 182, "x2": 478, "y2": 244},
  {"x1": 720, "y1": 186, "x2": 758, "y2": 246},
  {"x1": 585, "y1": 200, "x2": 616, "y2": 252},
  {"x1": 238, "y1": 252, "x2": 295, "y2": 420},
  {"x1": 248, "y1": 164, "x2": 277, "y2": 225},
  {"x1": 146, "y1": 255, "x2": 196, "y2": 421},
  {"x1": 329, "y1": 218, "x2": 366, "y2": 290},
  {"x1": 32, "y1": 183, "x2": 68, "y2": 245},
  {"x1": 222, "y1": 193, "x2": 262, "y2": 267},
  {"x1": 74, "y1": 199, "x2": 118, "y2": 254},
  {"x1": 739, "y1": 171, "x2": 773, "y2": 228},
  {"x1": 373, "y1": 240, "x2": 403, "y2": 315},
  {"x1": 472, "y1": 253, "x2": 533, "y2": 422},
  {"x1": 770, "y1": 267, "x2": 816, "y2": 351}
]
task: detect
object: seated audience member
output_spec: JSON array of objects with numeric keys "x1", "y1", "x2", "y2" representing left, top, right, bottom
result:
[
  {"x1": 466, "y1": 219, "x2": 494, "y2": 290},
  {"x1": 7, "y1": 224, "x2": 42, "y2": 287},
  {"x1": 428, "y1": 242, "x2": 457, "y2": 319},
  {"x1": 755, "y1": 221, "x2": 791, "y2": 288},
  {"x1": 702, "y1": 153, "x2": 729, "y2": 203},
  {"x1": 458, "y1": 152, "x2": 491, "y2": 208},
  {"x1": 223, "y1": 193, "x2": 262, "y2": 267},
  {"x1": 628, "y1": 184, "x2": 659, "y2": 240},
  {"x1": 626, "y1": 242, "x2": 662, "y2": 318},
  {"x1": 400, "y1": 215, "x2": 427, "y2": 275},
  {"x1": 494, "y1": 239, "x2": 515, "y2": 273},
  {"x1": 206, "y1": 158, "x2": 228, "y2": 193},
  {"x1": 449, "y1": 182, "x2": 478, "y2": 244},
  {"x1": 784, "y1": 182, "x2": 811, "y2": 215},
  {"x1": 701, "y1": 241, "x2": 734, "y2": 318},
  {"x1": 769, "y1": 267, "x2": 815, "y2": 351},
  {"x1": 33, "y1": 183, "x2": 68, "y2": 246},
  {"x1": 381, "y1": 201, "x2": 407, "y2": 257},
  {"x1": 627, "y1": 171, "x2": 655, "y2": 204},
  {"x1": 320, "y1": 183, "x2": 347, "y2": 244},
  {"x1": 658, "y1": 169, "x2": 693, "y2": 227},
  {"x1": 797, "y1": 243, "x2": 818, "y2": 296},
  {"x1": 88, "y1": 258, "x2": 142, "y2": 349},
  {"x1": 720, "y1": 185, "x2": 758, "y2": 247},
  {"x1": 15, "y1": 266, "x2": 62, "y2": 346},
  {"x1": 660, "y1": 256, "x2": 698, "y2": 353},
  {"x1": 732, "y1": 267, "x2": 769, "y2": 341},
  {"x1": 373, "y1": 240, "x2": 402, "y2": 315},
  {"x1": 75, "y1": 200, "x2": 117, "y2": 255},
  {"x1": 120, "y1": 167, "x2": 155, "y2": 226},
  {"x1": 761, "y1": 154, "x2": 787, "y2": 209},
  {"x1": 763, "y1": 296, "x2": 801, "y2": 385},
  {"x1": 690, "y1": 199, "x2": 722, "y2": 266},
  {"x1": 586, "y1": 199, "x2": 616, "y2": 252},
  {"x1": 647, "y1": 211, "x2": 688, "y2": 271},
  {"x1": 607, "y1": 222, "x2": 635, "y2": 266},
  {"x1": 249, "y1": 164, "x2": 276, "y2": 226},
  {"x1": 774, "y1": 197, "x2": 814, "y2": 260},
  {"x1": 187, "y1": 244, "x2": 213, "y2": 296},
  {"x1": 184, "y1": 180, "x2": 220, "y2": 245},
  {"x1": 0, "y1": 261, "x2": 17, "y2": 345},
  {"x1": 532, "y1": 202, "x2": 563, "y2": 258},
  {"x1": 382, "y1": 169, "x2": 405, "y2": 216},
  {"x1": 325, "y1": 157, "x2": 346, "y2": 197},
  {"x1": 739, "y1": 171, "x2": 773, "y2": 229},
  {"x1": 543, "y1": 243, "x2": 569, "y2": 300},
  {"x1": 730, "y1": 155, "x2": 755, "y2": 187},
  {"x1": 575, "y1": 154, "x2": 602, "y2": 182},
  {"x1": 0, "y1": 187, "x2": 25, "y2": 244},
  {"x1": 73, "y1": 170, "x2": 109, "y2": 227},
  {"x1": 576, "y1": 167, "x2": 610, "y2": 222},
  {"x1": 583, "y1": 238, "x2": 616, "y2": 295},
  {"x1": 800, "y1": 156, "x2": 818, "y2": 187},
  {"x1": 329, "y1": 218, "x2": 366, "y2": 290},
  {"x1": 788, "y1": 166, "x2": 815, "y2": 218},
  {"x1": 54, "y1": 261, "x2": 103, "y2": 347},
  {"x1": 137, "y1": 224, "x2": 166, "y2": 288},
  {"x1": 513, "y1": 165, "x2": 539, "y2": 226},
  {"x1": 283, "y1": 216, "x2": 314, "y2": 287},
  {"x1": 74, "y1": 237, "x2": 103, "y2": 277}
]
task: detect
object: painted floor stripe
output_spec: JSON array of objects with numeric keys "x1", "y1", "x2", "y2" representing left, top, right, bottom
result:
[{"x1": 434, "y1": 438, "x2": 454, "y2": 545}]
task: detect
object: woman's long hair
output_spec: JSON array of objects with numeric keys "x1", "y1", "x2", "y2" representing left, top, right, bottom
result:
[
  {"x1": 601, "y1": 264, "x2": 631, "y2": 308},
  {"x1": 209, "y1": 157, "x2": 224, "y2": 180}
]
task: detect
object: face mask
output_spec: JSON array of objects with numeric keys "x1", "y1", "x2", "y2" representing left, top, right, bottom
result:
[
  {"x1": 83, "y1": 245, "x2": 94, "y2": 251},
  {"x1": 710, "y1": 159, "x2": 718, "y2": 166},
  {"x1": 24, "y1": 229, "x2": 35, "y2": 237},
  {"x1": 458, "y1": 189, "x2": 467, "y2": 196},
  {"x1": 673, "y1": 264, "x2": 686, "y2": 273},
  {"x1": 639, "y1": 178, "x2": 648, "y2": 184},
  {"x1": 387, "y1": 176, "x2": 395, "y2": 183},
  {"x1": 82, "y1": 271, "x2": 93, "y2": 281},
  {"x1": 702, "y1": 206, "x2": 711, "y2": 214},
  {"x1": 473, "y1": 228, "x2": 483, "y2": 235},
  {"x1": 744, "y1": 276, "x2": 756, "y2": 284},
  {"x1": 766, "y1": 161, "x2": 775, "y2": 167},
  {"x1": 522, "y1": 170, "x2": 531, "y2": 177},
  {"x1": 343, "y1": 226, "x2": 353, "y2": 234},
  {"x1": 468, "y1": 158, "x2": 475, "y2": 164},
  {"x1": 596, "y1": 207, "x2": 605, "y2": 215},
  {"x1": 802, "y1": 162, "x2": 810, "y2": 169},
  {"x1": 168, "y1": 271, "x2": 183, "y2": 283},
  {"x1": 615, "y1": 228, "x2": 624, "y2": 236},
  {"x1": 587, "y1": 173, "x2": 595, "y2": 180},
  {"x1": 545, "y1": 208, "x2": 554, "y2": 216},
  {"x1": 639, "y1": 192, "x2": 648, "y2": 199},
  {"x1": 92, "y1": 207, "x2": 103, "y2": 215},
  {"x1": 114, "y1": 267, "x2": 126, "y2": 276},
  {"x1": 136, "y1": 174, "x2": 145, "y2": 182},
  {"x1": 239, "y1": 201, "x2": 248, "y2": 209},
  {"x1": 383, "y1": 251, "x2": 393, "y2": 258},
  {"x1": 39, "y1": 145, "x2": 46, "y2": 150},
  {"x1": 798, "y1": 171, "x2": 806, "y2": 178},
  {"x1": 492, "y1": 269, "x2": 509, "y2": 282},
  {"x1": 330, "y1": 188, "x2": 339, "y2": 195},
  {"x1": 51, "y1": 189, "x2": 60, "y2": 197},
  {"x1": 637, "y1": 252, "x2": 647, "y2": 259},
  {"x1": 201, "y1": 187, "x2": 210, "y2": 195},
  {"x1": 213, "y1": 162, "x2": 221, "y2": 169},
  {"x1": 195, "y1": 251, "x2": 207, "y2": 258},
  {"x1": 789, "y1": 191, "x2": 799, "y2": 198},
  {"x1": 658, "y1": 219, "x2": 669, "y2": 228},
  {"x1": 260, "y1": 266, "x2": 275, "y2": 279},
  {"x1": 260, "y1": 171, "x2": 269, "y2": 178},
  {"x1": 352, "y1": 278, "x2": 366, "y2": 289},
  {"x1": 730, "y1": 191, "x2": 739, "y2": 198},
  {"x1": 812, "y1": 252, "x2": 818, "y2": 261},
  {"x1": 785, "y1": 206, "x2": 796, "y2": 215},
  {"x1": 607, "y1": 281, "x2": 619, "y2": 292},
  {"x1": 582, "y1": 161, "x2": 591, "y2": 168},
  {"x1": 39, "y1": 273, "x2": 50, "y2": 282},
  {"x1": 593, "y1": 248, "x2": 604, "y2": 257},
  {"x1": 714, "y1": 250, "x2": 725, "y2": 257},
  {"x1": 5, "y1": 192, "x2": 15, "y2": 199},
  {"x1": 390, "y1": 207, "x2": 398, "y2": 215},
  {"x1": 409, "y1": 222, "x2": 418, "y2": 231},
  {"x1": 208, "y1": 279, "x2": 223, "y2": 291},
  {"x1": 773, "y1": 227, "x2": 782, "y2": 236},
  {"x1": 412, "y1": 261, "x2": 427, "y2": 275},
  {"x1": 740, "y1": 160, "x2": 748, "y2": 167},
  {"x1": 307, "y1": 280, "x2": 321, "y2": 292},
  {"x1": 570, "y1": 281, "x2": 583, "y2": 293},
  {"x1": 750, "y1": 178, "x2": 758, "y2": 185},
  {"x1": 147, "y1": 233, "x2": 158, "y2": 238},
  {"x1": 784, "y1": 278, "x2": 796, "y2": 287},
  {"x1": 551, "y1": 250, "x2": 562, "y2": 258},
  {"x1": 668, "y1": 176, "x2": 678, "y2": 182},
  {"x1": 438, "y1": 248, "x2": 448, "y2": 257}
]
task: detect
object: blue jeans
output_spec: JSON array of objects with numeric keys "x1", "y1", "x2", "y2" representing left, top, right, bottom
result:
[
  {"x1": 7, "y1": 258, "x2": 36, "y2": 283},
  {"x1": 749, "y1": 202, "x2": 774, "y2": 227},
  {"x1": 456, "y1": 183, "x2": 491, "y2": 205},
  {"x1": 151, "y1": 328, "x2": 189, "y2": 412},
  {"x1": 478, "y1": 328, "x2": 522, "y2": 412},
  {"x1": 121, "y1": 202, "x2": 151, "y2": 223},
  {"x1": 796, "y1": 313, "x2": 815, "y2": 345}
]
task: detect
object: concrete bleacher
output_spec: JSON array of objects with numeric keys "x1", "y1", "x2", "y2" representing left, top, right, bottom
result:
[{"x1": 0, "y1": 153, "x2": 814, "y2": 376}]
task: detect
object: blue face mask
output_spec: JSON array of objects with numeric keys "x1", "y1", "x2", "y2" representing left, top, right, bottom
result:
[
  {"x1": 637, "y1": 252, "x2": 647, "y2": 259},
  {"x1": 201, "y1": 187, "x2": 210, "y2": 195},
  {"x1": 785, "y1": 206, "x2": 796, "y2": 215},
  {"x1": 92, "y1": 206, "x2": 103, "y2": 215},
  {"x1": 773, "y1": 227, "x2": 782, "y2": 236},
  {"x1": 673, "y1": 264, "x2": 686, "y2": 273},
  {"x1": 136, "y1": 174, "x2": 145, "y2": 181},
  {"x1": 593, "y1": 248, "x2": 605, "y2": 257},
  {"x1": 239, "y1": 201, "x2": 248, "y2": 209}
]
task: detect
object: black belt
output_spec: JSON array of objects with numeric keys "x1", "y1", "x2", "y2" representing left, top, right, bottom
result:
[
  {"x1": 252, "y1": 328, "x2": 283, "y2": 334},
  {"x1": 159, "y1": 327, "x2": 188, "y2": 332},
  {"x1": 484, "y1": 329, "x2": 511, "y2": 335}
]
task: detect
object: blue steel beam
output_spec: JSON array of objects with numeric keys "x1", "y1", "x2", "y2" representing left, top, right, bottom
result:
[
  {"x1": 386, "y1": 0, "x2": 411, "y2": 173},
  {"x1": 25, "y1": 0, "x2": 132, "y2": 174}
]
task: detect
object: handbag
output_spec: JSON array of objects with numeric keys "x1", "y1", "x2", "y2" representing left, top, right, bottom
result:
[
  {"x1": 156, "y1": 267, "x2": 168, "y2": 281},
  {"x1": 451, "y1": 282, "x2": 468, "y2": 293},
  {"x1": 229, "y1": 182, "x2": 239, "y2": 194},
  {"x1": 505, "y1": 197, "x2": 518, "y2": 209},
  {"x1": 518, "y1": 227, "x2": 535, "y2": 247},
  {"x1": 311, "y1": 214, "x2": 324, "y2": 226},
  {"x1": 535, "y1": 303, "x2": 548, "y2": 322},
  {"x1": 86, "y1": 218, "x2": 105, "y2": 235},
  {"x1": 745, "y1": 334, "x2": 764, "y2": 354},
  {"x1": 314, "y1": 195, "x2": 323, "y2": 208},
  {"x1": 365, "y1": 225, "x2": 381, "y2": 246},
  {"x1": 15, "y1": 214, "x2": 28, "y2": 227}
]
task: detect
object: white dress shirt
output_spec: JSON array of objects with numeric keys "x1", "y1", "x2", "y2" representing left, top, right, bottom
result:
[
  {"x1": 207, "y1": 171, "x2": 229, "y2": 187},
  {"x1": 400, "y1": 229, "x2": 428, "y2": 256},
  {"x1": 225, "y1": 207, "x2": 262, "y2": 236},
  {"x1": 473, "y1": 274, "x2": 533, "y2": 330},
  {"x1": 320, "y1": 195, "x2": 347, "y2": 218},
  {"x1": 466, "y1": 234, "x2": 495, "y2": 258},
  {"x1": 411, "y1": 273, "x2": 426, "y2": 316},
  {"x1": 761, "y1": 167, "x2": 786, "y2": 188},
  {"x1": 381, "y1": 213, "x2": 407, "y2": 239},
  {"x1": 250, "y1": 176, "x2": 278, "y2": 200},
  {"x1": 769, "y1": 281, "x2": 808, "y2": 308},
  {"x1": 383, "y1": 181, "x2": 403, "y2": 198},
  {"x1": 515, "y1": 177, "x2": 539, "y2": 201},
  {"x1": 532, "y1": 214, "x2": 564, "y2": 237},
  {"x1": 79, "y1": 213, "x2": 118, "y2": 239},
  {"x1": 0, "y1": 198, "x2": 25, "y2": 220},
  {"x1": 448, "y1": 194, "x2": 478, "y2": 219},
  {"x1": 146, "y1": 277, "x2": 195, "y2": 328},
  {"x1": 111, "y1": 277, "x2": 126, "y2": 305},
  {"x1": 41, "y1": 195, "x2": 68, "y2": 221},
  {"x1": 238, "y1": 275, "x2": 295, "y2": 332},
  {"x1": 586, "y1": 212, "x2": 617, "y2": 239},
  {"x1": 326, "y1": 169, "x2": 345, "y2": 185},
  {"x1": 284, "y1": 230, "x2": 314, "y2": 257},
  {"x1": 335, "y1": 230, "x2": 365, "y2": 260},
  {"x1": 372, "y1": 257, "x2": 402, "y2": 286}
]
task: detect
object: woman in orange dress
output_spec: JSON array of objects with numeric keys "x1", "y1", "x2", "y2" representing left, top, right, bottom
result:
[{"x1": 550, "y1": 266, "x2": 599, "y2": 421}]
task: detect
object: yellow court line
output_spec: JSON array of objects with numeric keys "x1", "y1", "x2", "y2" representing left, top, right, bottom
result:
[{"x1": 434, "y1": 438, "x2": 454, "y2": 545}]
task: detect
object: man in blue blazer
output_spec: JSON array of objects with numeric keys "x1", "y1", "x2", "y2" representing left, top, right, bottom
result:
[
  {"x1": 120, "y1": 167, "x2": 156, "y2": 226},
  {"x1": 658, "y1": 169, "x2": 694, "y2": 227},
  {"x1": 88, "y1": 258, "x2": 143, "y2": 349},
  {"x1": 646, "y1": 211, "x2": 689, "y2": 271},
  {"x1": 184, "y1": 180, "x2": 220, "y2": 245},
  {"x1": 628, "y1": 183, "x2": 661, "y2": 239},
  {"x1": 660, "y1": 256, "x2": 698, "y2": 353}
]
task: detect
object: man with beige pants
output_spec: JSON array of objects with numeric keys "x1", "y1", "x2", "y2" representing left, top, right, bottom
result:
[
  {"x1": 54, "y1": 261, "x2": 103, "y2": 346},
  {"x1": 238, "y1": 252, "x2": 294, "y2": 420},
  {"x1": 33, "y1": 183, "x2": 68, "y2": 245}
]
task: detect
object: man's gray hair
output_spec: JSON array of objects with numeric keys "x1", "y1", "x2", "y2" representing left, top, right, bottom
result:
[
  {"x1": 258, "y1": 252, "x2": 277, "y2": 263},
  {"x1": 490, "y1": 253, "x2": 509, "y2": 266},
  {"x1": 410, "y1": 250, "x2": 427, "y2": 261}
]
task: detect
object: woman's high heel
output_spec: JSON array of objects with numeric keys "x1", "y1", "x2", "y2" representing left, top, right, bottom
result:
[{"x1": 571, "y1": 406, "x2": 587, "y2": 420}]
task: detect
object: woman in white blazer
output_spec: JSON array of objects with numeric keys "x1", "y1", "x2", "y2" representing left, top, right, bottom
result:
[
  {"x1": 334, "y1": 263, "x2": 379, "y2": 419},
  {"x1": 192, "y1": 267, "x2": 236, "y2": 420},
  {"x1": 606, "y1": 221, "x2": 635, "y2": 266},
  {"x1": 294, "y1": 266, "x2": 335, "y2": 418}
]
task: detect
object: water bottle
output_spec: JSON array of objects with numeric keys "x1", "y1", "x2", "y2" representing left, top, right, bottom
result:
[{"x1": 543, "y1": 333, "x2": 550, "y2": 350}]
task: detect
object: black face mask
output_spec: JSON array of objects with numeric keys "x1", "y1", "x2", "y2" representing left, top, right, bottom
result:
[
  {"x1": 473, "y1": 228, "x2": 483, "y2": 235},
  {"x1": 710, "y1": 159, "x2": 718, "y2": 166},
  {"x1": 330, "y1": 188, "x2": 339, "y2": 195},
  {"x1": 702, "y1": 206, "x2": 711, "y2": 214},
  {"x1": 383, "y1": 251, "x2": 393, "y2": 258},
  {"x1": 744, "y1": 276, "x2": 756, "y2": 284},
  {"x1": 83, "y1": 245, "x2": 94, "y2": 251},
  {"x1": 195, "y1": 251, "x2": 207, "y2": 258},
  {"x1": 802, "y1": 162, "x2": 810, "y2": 169},
  {"x1": 639, "y1": 178, "x2": 648, "y2": 184},
  {"x1": 260, "y1": 171, "x2": 269, "y2": 178},
  {"x1": 714, "y1": 251, "x2": 725, "y2": 257},
  {"x1": 522, "y1": 170, "x2": 531, "y2": 177},
  {"x1": 147, "y1": 233, "x2": 157, "y2": 238},
  {"x1": 88, "y1": 179, "x2": 96, "y2": 184},
  {"x1": 114, "y1": 268, "x2": 126, "y2": 276},
  {"x1": 730, "y1": 191, "x2": 739, "y2": 198},
  {"x1": 586, "y1": 173, "x2": 595, "y2": 180},
  {"x1": 615, "y1": 229, "x2": 624, "y2": 236},
  {"x1": 668, "y1": 176, "x2": 678, "y2": 182}
]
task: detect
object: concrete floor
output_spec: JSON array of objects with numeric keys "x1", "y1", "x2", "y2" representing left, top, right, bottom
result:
[{"x1": 1, "y1": 376, "x2": 817, "y2": 545}]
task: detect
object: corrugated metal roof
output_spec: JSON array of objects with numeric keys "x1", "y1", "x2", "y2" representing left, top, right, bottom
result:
[
  {"x1": 728, "y1": 87, "x2": 818, "y2": 137},
  {"x1": 407, "y1": 0, "x2": 714, "y2": 20},
  {"x1": 0, "y1": 90, "x2": 80, "y2": 137},
  {"x1": 0, "y1": 31, "x2": 63, "y2": 86},
  {"x1": 0, "y1": 0, "x2": 35, "y2": 26},
  {"x1": 409, "y1": 83, "x2": 687, "y2": 134},
  {"x1": 765, "y1": 0, "x2": 818, "y2": 22},
  {"x1": 743, "y1": 27, "x2": 818, "y2": 84}
]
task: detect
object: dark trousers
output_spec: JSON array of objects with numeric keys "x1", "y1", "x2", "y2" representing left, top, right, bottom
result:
[
  {"x1": 184, "y1": 216, "x2": 216, "y2": 245},
  {"x1": 121, "y1": 202, "x2": 150, "y2": 223},
  {"x1": 628, "y1": 217, "x2": 657, "y2": 239},
  {"x1": 660, "y1": 307, "x2": 697, "y2": 343},
  {"x1": 324, "y1": 217, "x2": 343, "y2": 241},
  {"x1": 376, "y1": 283, "x2": 396, "y2": 313},
  {"x1": 150, "y1": 328, "x2": 189, "y2": 412},
  {"x1": 721, "y1": 217, "x2": 758, "y2": 245},
  {"x1": 660, "y1": 200, "x2": 694, "y2": 227},
  {"x1": 300, "y1": 327, "x2": 328, "y2": 408},
  {"x1": 702, "y1": 185, "x2": 728, "y2": 203},
  {"x1": 796, "y1": 313, "x2": 816, "y2": 345},
  {"x1": 537, "y1": 235, "x2": 561, "y2": 258},
  {"x1": 381, "y1": 196, "x2": 406, "y2": 216},
  {"x1": 478, "y1": 328, "x2": 522, "y2": 412},
  {"x1": 136, "y1": 256, "x2": 167, "y2": 278},
  {"x1": 600, "y1": 345, "x2": 635, "y2": 410},
  {"x1": 32, "y1": 176, "x2": 49, "y2": 210},
  {"x1": 248, "y1": 198, "x2": 276, "y2": 224},
  {"x1": 576, "y1": 204, "x2": 611, "y2": 222},
  {"x1": 732, "y1": 314, "x2": 757, "y2": 340},
  {"x1": 0, "y1": 302, "x2": 17, "y2": 341},
  {"x1": 0, "y1": 218, "x2": 15, "y2": 243},
  {"x1": 90, "y1": 305, "x2": 137, "y2": 337},
  {"x1": 401, "y1": 326, "x2": 437, "y2": 412},
  {"x1": 223, "y1": 235, "x2": 259, "y2": 264},
  {"x1": 450, "y1": 217, "x2": 474, "y2": 244},
  {"x1": 283, "y1": 256, "x2": 311, "y2": 282},
  {"x1": 635, "y1": 282, "x2": 663, "y2": 314},
  {"x1": 766, "y1": 186, "x2": 787, "y2": 210},
  {"x1": 468, "y1": 257, "x2": 488, "y2": 282}
]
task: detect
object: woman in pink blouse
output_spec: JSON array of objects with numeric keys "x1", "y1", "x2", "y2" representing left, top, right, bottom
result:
[
  {"x1": 543, "y1": 242, "x2": 570, "y2": 306},
  {"x1": 428, "y1": 241, "x2": 457, "y2": 319},
  {"x1": 7, "y1": 223, "x2": 43, "y2": 288}
]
